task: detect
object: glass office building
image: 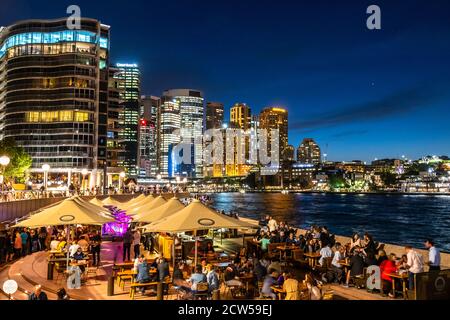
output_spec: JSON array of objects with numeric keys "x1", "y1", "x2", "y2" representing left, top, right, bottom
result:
[
  {"x1": 162, "y1": 89, "x2": 204, "y2": 178},
  {"x1": 114, "y1": 63, "x2": 140, "y2": 177},
  {"x1": 0, "y1": 18, "x2": 122, "y2": 188}
]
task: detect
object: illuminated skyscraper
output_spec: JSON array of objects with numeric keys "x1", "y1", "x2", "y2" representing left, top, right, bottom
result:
[
  {"x1": 297, "y1": 138, "x2": 321, "y2": 165},
  {"x1": 158, "y1": 97, "x2": 180, "y2": 178},
  {"x1": 0, "y1": 18, "x2": 122, "y2": 189},
  {"x1": 114, "y1": 63, "x2": 140, "y2": 177},
  {"x1": 139, "y1": 96, "x2": 159, "y2": 177},
  {"x1": 259, "y1": 107, "x2": 289, "y2": 162},
  {"x1": 162, "y1": 89, "x2": 204, "y2": 178},
  {"x1": 230, "y1": 103, "x2": 251, "y2": 130},
  {"x1": 205, "y1": 102, "x2": 224, "y2": 130}
]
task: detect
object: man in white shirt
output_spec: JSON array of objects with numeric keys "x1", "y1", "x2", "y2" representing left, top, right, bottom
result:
[
  {"x1": 405, "y1": 246, "x2": 424, "y2": 290},
  {"x1": 319, "y1": 243, "x2": 333, "y2": 267},
  {"x1": 424, "y1": 239, "x2": 440, "y2": 271},
  {"x1": 50, "y1": 237, "x2": 60, "y2": 251}
]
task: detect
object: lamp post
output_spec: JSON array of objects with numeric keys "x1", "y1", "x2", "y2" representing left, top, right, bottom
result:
[
  {"x1": 119, "y1": 171, "x2": 126, "y2": 193},
  {"x1": 42, "y1": 164, "x2": 50, "y2": 194},
  {"x1": 81, "y1": 169, "x2": 88, "y2": 195},
  {"x1": 0, "y1": 155, "x2": 11, "y2": 191}
]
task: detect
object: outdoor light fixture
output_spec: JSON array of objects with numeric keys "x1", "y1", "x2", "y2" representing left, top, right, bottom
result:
[{"x1": 0, "y1": 155, "x2": 10, "y2": 167}]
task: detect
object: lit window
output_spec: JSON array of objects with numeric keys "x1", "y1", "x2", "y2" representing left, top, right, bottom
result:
[
  {"x1": 74, "y1": 111, "x2": 89, "y2": 122},
  {"x1": 26, "y1": 112, "x2": 40, "y2": 122},
  {"x1": 59, "y1": 111, "x2": 73, "y2": 122}
]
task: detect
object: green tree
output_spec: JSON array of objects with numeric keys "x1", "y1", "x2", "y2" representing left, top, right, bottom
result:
[
  {"x1": 329, "y1": 174, "x2": 348, "y2": 191},
  {"x1": 0, "y1": 138, "x2": 32, "y2": 183},
  {"x1": 380, "y1": 171, "x2": 398, "y2": 187}
]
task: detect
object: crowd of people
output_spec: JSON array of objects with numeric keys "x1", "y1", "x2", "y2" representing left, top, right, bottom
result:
[{"x1": 250, "y1": 215, "x2": 443, "y2": 298}]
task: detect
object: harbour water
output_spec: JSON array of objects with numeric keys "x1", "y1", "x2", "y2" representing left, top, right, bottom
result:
[{"x1": 209, "y1": 193, "x2": 450, "y2": 253}]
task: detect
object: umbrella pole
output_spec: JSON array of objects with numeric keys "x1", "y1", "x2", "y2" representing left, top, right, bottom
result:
[
  {"x1": 66, "y1": 224, "x2": 70, "y2": 271},
  {"x1": 194, "y1": 230, "x2": 198, "y2": 266}
]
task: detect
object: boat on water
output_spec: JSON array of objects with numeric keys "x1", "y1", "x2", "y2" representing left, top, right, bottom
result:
[{"x1": 281, "y1": 190, "x2": 289, "y2": 194}]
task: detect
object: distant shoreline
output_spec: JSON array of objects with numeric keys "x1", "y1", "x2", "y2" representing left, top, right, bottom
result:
[{"x1": 201, "y1": 190, "x2": 450, "y2": 196}]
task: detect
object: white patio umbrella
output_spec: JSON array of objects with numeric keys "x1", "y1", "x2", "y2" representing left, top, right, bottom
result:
[
  {"x1": 126, "y1": 196, "x2": 167, "y2": 217},
  {"x1": 136, "y1": 197, "x2": 185, "y2": 223}
]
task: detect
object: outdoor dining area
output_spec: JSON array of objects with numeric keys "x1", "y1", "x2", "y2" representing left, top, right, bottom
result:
[{"x1": 11, "y1": 193, "x2": 264, "y2": 300}]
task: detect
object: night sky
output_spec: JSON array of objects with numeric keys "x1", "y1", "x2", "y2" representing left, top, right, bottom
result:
[{"x1": 1, "y1": 0, "x2": 450, "y2": 162}]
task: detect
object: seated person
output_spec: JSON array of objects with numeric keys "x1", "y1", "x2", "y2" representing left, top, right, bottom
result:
[
  {"x1": 283, "y1": 272, "x2": 300, "y2": 300},
  {"x1": 279, "y1": 231, "x2": 287, "y2": 243},
  {"x1": 68, "y1": 240, "x2": 80, "y2": 258},
  {"x1": 253, "y1": 258, "x2": 267, "y2": 282},
  {"x1": 286, "y1": 232, "x2": 298, "y2": 245},
  {"x1": 57, "y1": 237, "x2": 67, "y2": 252},
  {"x1": 224, "y1": 264, "x2": 243, "y2": 287},
  {"x1": 345, "y1": 246, "x2": 365, "y2": 287},
  {"x1": 380, "y1": 253, "x2": 397, "y2": 297},
  {"x1": 135, "y1": 255, "x2": 151, "y2": 294},
  {"x1": 50, "y1": 237, "x2": 60, "y2": 251},
  {"x1": 206, "y1": 264, "x2": 220, "y2": 293},
  {"x1": 319, "y1": 243, "x2": 333, "y2": 267},
  {"x1": 261, "y1": 269, "x2": 278, "y2": 299},
  {"x1": 304, "y1": 273, "x2": 322, "y2": 300},
  {"x1": 260, "y1": 235, "x2": 271, "y2": 253},
  {"x1": 188, "y1": 264, "x2": 207, "y2": 292},
  {"x1": 77, "y1": 236, "x2": 89, "y2": 252},
  {"x1": 205, "y1": 242, "x2": 215, "y2": 254},
  {"x1": 277, "y1": 272, "x2": 286, "y2": 286},
  {"x1": 72, "y1": 247, "x2": 87, "y2": 272},
  {"x1": 267, "y1": 259, "x2": 282, "y2": 274},
  {"x1": 269, "y1": 231, "x2": 280, "y2": 244}
]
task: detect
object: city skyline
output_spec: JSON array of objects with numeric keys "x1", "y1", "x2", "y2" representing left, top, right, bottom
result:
[{"x1": 1, "y1": 0, "x2": 450, "y2": 162}]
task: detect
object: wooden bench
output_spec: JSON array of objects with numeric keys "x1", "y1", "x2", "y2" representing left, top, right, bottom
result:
[{"x1": 129, "y1": 281, "x2": 159, "y2": 299}]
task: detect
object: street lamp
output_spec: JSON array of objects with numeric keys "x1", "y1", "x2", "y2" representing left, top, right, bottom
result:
[
  {"x1": 81, "y1": 169, "x2": 88, "y2": 194},
  {"x1": 42, "y1": 164, "x2": 50, "y2": 193},
  {"x1": 156, "y1": 174, "x2": 162, "y2": 180},
  {"x1": 0, "y1": 155, "x2": 10, "y2": 187}
]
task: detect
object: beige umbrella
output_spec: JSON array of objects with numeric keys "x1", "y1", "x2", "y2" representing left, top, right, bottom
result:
[
  {"x1": 16, "y1": 196, "x2": 114, "y2": 228},
  {"x1": 101, "y1": 196, "x2": 124, "y2": 207},
  {"x1": 126, "y1": 196, "x2": 167, "y2": 217},
  {"x1": 144, "y1": 199, "x2": 255, "y2": 265},
  {"x1": 136, "y1": 197, "x2": 186, "y2": 223},
  {"x1": 89, "y1": 197, "x2": 106, "y2": 208},
  {"x1": 15, "y1": 196, "x2": 115, "y2": 270},
  {"x1": 121, "y1": 194, "x2": 156, "y2": 211}
]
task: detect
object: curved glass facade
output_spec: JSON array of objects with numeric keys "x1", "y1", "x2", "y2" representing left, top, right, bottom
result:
[
  {"x1": 0, "y1": 19, "x2": 111, "y2": 171},
  {"x1": 0, "y1": 30, "x2": 108, "y2": 57}
]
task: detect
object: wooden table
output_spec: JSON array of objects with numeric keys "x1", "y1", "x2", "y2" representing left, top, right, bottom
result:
[
  {"x1": 388, "y1": 272, "x2": 409, "y2": 299},
  {"x1": 303, "y1": 252, "x2": 321, "y2": 268},
  {"x1": 114, "y1": 259, "x2": 154, "y2": 272},
  {"x1": 276, "y1": 245, "x2": 298, "y2": 262}
]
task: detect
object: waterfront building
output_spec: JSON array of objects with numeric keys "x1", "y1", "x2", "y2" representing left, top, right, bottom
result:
[
  {"x1": 139, "y1": 95, "x2": 159, "y2": 177},
  {"x1": 205, "y1": 101, "x2": 224, "y2": 130},
  {"x1": 297, "y1": 138, "x2": 321, "y2": 165},
  {"x1": 0, "y1": 18, "x2": 123, "y2": 189},
  {"x1": 283, "y1": 144, "x2": 295, "y2": 162},
  {"x1": 230, "y1": 103, "x2": 251, "y2": 130},
  {"x1": 259, "y1": 107, "x2": 288, "y2": 162},
  {"x1": 162, "y1": 89, "x2": 204, "y2": 178},
  {"x1": 114, "y1": 63, "x2": 140, "y2": 177},
  {"x1": 158, "y1": 96, "x2": 181, "y2": 178}
]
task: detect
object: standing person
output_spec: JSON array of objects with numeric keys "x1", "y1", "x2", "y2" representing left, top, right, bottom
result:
[
  {"x1": 424, "y1": 239, "x2": 440, "y2": 271},
  {"x1": 122, "y1": 229, "x2": 132, "y2": 261},
  {"x1": 380, "y1": 253, "x2": 397, "y2": 298},
  {"x1": 405, "y1": 246, "x2": 424, "y2": 290},
  {"x1": 28, "y1": 285, "x2": 48, "y2": 300},
  {"x1": 206, "y1": 264, "x2": 219, "y2": 293},
  {"x1": 20, "y1": 228, "x2": 29, "y2": 256},
  {"x1": 133, "y1": 229, "x2": 141, "y2": 259},
  {"x1": 14, "y1": 231, "x2": 22, "y2": 259},
  {"x1": 267, "y1": 217, "x2": 278, "y2": 233},
  {"x1": 67, "y1": 260, "x2": 82, "y2": 289},
  {"x1": 38, "y1": 227, "x2": 47, "y2": 251},
  {"x1": 90, "y1": 230, "x2": 102, "y2": 266}
]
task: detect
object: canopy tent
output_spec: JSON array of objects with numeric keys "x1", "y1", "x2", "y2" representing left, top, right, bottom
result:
[
  {"x1": 143, "y1": 199, "x2": 255, "y2": 233},
  {"x1": 136, "y1": 197, "x2": 185, "y2": 223},
  {"x1": 143, "y1": 199, "x2": 255, "y2": 265},
  {"x1": 120, "y1": 194, "x2": 155, "y2": 211},
  {"x1": 15, "y1": 196, "x2": 114, "y2": 228},
  {"x1": 101, "y1": 196, "x2": 125, "y2": 207},
  {"x1": 126, "y1": 196, "x2": 167, "y2": 217},
  {"x1": 89, "y1": 197, "x2": 106, "y2": 208},
  {"x1": 14, "y1": 196, "x2": 115, "y2": 270}
]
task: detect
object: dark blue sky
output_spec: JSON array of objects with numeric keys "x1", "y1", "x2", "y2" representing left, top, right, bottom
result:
[{"x1": 2, "y1": 0, "x2": 450, "y2": 161}]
